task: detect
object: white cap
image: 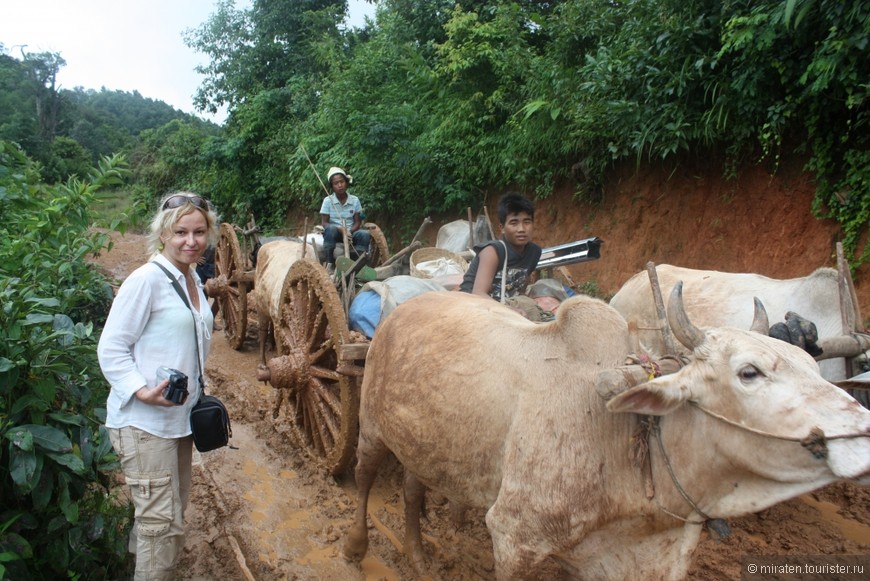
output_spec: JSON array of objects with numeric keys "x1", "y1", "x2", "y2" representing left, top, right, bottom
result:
[{"x1": 327, "y1": 166, "x2": 352, "y2": 184}]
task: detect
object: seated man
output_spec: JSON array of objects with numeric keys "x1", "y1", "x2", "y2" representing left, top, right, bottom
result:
[
  {"x1": 320, "y1": 167, "x2": 371, "y2": 268},
  {"x1": 459, "y1": 191, "x2": 542, "y2": 303}
]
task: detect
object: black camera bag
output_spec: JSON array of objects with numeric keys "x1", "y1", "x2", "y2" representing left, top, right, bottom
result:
[
  {"x1": 153, "y1": 261, "x2": 232, "y2": 452},
  {"x1": 190, "y1": 394, "x2": 231, "y2": 452}
]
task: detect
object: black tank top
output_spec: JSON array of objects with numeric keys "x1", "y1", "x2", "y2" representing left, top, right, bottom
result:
[{"x1": 459, "y1": 239, "x2": 542, "y2": 301}]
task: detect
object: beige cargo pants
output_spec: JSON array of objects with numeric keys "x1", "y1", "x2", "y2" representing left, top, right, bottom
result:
[{"x1": 109, "y1": 427, "x2": 193, "y2": 581}]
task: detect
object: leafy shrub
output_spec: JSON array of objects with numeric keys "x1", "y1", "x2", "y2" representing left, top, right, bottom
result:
[{"x1": 0, "y1": 141, "x2": 133, "y2": 579}]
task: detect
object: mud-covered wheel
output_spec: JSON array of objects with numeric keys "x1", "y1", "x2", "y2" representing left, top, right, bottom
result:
[
  {"x1": 365, "y1": 222, "x2": 389, "y2": 267},
  {"x1": 214, "y1": 222, "x2": 248, "y2": 350},
  {"x1": 273, "y1": 260, "x2": 359, "y2": 475}
]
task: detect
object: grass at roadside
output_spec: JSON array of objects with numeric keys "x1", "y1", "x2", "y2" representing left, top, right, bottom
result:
[{"x1": 91, "y1": 187, "x2": 148, "y2": 232}]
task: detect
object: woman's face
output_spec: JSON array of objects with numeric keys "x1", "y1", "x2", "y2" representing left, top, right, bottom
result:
[{"x1": 162, "y1": 209, "x2": 209, "y2": 272}]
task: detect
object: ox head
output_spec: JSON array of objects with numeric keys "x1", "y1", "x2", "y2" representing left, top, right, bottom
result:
[{"x1": 607, "y1": 282, "x2": 870, "y2": 489}]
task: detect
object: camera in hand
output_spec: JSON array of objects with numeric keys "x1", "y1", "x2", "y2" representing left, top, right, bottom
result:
[{"x1": 156, "y1": 366, "x2": 189, "y2": 405}]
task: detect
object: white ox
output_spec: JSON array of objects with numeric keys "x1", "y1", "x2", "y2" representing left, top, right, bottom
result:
[
  {"x1": 252, "y1": 239, "x2": 306, "y2": 363},
  {"x1": 343, "y1": 288, "x2": 870, "y2": 580},
  {"x1": 610, "y1": 265, "x2": 849, "y2": 381}
]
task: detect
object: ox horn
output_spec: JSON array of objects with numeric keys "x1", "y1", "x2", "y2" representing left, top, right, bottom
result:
[
  {"x1": 749, "y1": 297, "x2": 770, "y2": 334},
  {"x1": 667, "y1": 281, "x2": 705, "y2": 350}
]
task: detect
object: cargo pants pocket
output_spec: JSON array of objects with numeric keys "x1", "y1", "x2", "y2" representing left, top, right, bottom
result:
[{"x1": 125, "y1": 474, "x2": 174, "y2": 537}]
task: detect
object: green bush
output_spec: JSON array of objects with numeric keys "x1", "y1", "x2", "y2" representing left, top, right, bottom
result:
[{"x1": 0, "y1": 141, "x2": 133, "y2": 579}]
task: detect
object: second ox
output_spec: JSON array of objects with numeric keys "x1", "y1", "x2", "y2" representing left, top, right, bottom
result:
[
  {"x1": 344, "y1": 287, "x2": 870, "y2": 580},
  {"x1": 609, "y1": 264, "x2": 855, "y2": 381}
]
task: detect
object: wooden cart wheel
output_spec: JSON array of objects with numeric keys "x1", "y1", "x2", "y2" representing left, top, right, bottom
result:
[
  {"x1": 214, "y1": 222, "x2": 248, "y2": 350},
  {"x1": 365, "y1": 222, "x2": 390, "y2": 267},
  {"x1": 273, "y1": 259, "x2": 359, "y2": 475}
]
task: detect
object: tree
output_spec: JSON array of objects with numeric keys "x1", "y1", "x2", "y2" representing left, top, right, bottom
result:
[
  {"x1": 41, "y1": 135, "x2": 92, "y2": 183},
  {"x1": 19, "y1": 50, "x2": 66, "y2": 144}
]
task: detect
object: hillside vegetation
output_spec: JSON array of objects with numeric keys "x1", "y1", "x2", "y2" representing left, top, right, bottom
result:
[{"x1": 2, "y1": 1, "x2": 866, "y2": 266}]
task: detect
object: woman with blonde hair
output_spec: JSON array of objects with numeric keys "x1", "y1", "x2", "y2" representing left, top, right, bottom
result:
[{"x1": 98, "y1": 192, "x2": 219, "y2": 580}]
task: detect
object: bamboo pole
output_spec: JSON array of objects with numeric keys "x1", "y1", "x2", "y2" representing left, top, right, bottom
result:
[{"x1": 467, "y1": 207, "x2": 474, "y2": 249}]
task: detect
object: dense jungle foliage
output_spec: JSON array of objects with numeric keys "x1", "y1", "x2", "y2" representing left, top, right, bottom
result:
[
  {"x1": 3, "y1": 0, "x2": 867, "y2": 263},
  {"x1": 0, "y1": 142, "x2": 132, "y2": 578},
  {"x1": 182, "y1": 0, "x2": 869, "y2": 263}
]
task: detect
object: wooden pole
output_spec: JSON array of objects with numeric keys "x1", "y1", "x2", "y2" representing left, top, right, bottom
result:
[
  {"x1": 837, "y1": 242, "x2": 865, "y2": 332},
  {"x1": 467, "y1": 207, "x2": 474, "y2": 249},
  {"x1": 836, "y1": 242, "x2": 864, "y2": 377},
  {"x1": 380, "y1": 240, "x2": 422, "y2": 268},
  {"x1": 483, "y1": 206, "x2": 495, "y2": 240},
  {"x1": 836, "y1": 242, "x2": 855, "y2": 335},
  {"x1": 409, "y1": 216, "x2": 432, "y2": 247},
  {"x1": 300, "y1": 216, "x2": 309, "y2": 260}
]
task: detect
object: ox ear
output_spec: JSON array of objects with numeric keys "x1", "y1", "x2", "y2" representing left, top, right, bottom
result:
[{"x1": 606, "y1": 377, "x2": 691, "y2": 416}]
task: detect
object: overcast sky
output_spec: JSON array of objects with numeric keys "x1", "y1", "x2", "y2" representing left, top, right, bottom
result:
[{"x1": 0, "y1": 0, "x2": 376, "y2": 124}]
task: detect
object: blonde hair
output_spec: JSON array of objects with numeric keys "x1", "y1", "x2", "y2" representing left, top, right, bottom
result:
[{"x1": 147, "y1": 191, "x2": 220, "y2": 257}]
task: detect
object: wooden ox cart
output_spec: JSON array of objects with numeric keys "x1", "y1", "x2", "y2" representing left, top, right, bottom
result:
[
  {"x1": 205, "y1": 215, "x2": 427, "y2": 475},
  {"x1": 204, "y1": 216, "x2": 389, "y2": 350},
  {"x1": 212, "y1": 212, "x2": 603, "y2": 476}
]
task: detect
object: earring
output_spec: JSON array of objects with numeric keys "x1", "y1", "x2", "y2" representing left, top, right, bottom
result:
[{"x1": 158, "y1": 240, "x2": 165, "y2": 251}]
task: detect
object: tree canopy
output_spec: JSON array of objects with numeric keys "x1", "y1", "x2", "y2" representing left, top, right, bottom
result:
[
  {"x1": 0, "y1": 44, "x2": 214, "y2": 184},
  {"x1": 176, "y1": 0, "x2": 869, "y2": 263},
  {"x1": 2, "y1": 0, "x2": 867, "y2": 264}
]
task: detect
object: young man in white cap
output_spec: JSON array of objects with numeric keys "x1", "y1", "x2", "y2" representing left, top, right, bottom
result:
[{"x1": 319, "y1": 166, "x2": 371, "y2": 268}]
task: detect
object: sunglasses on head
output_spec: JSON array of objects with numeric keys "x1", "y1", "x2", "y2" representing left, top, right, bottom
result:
[{"x1": 162, "y1": 194, "x2": 210, "y2": 211}]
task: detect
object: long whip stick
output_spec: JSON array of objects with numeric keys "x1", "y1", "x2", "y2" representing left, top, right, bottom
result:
[{"x1": 299, "y1": 144, "x2": 350, "y2": 257}]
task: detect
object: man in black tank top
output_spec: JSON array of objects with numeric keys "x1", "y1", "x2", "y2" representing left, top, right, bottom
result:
[{"x1": 459, "y1": 192, "x2": 542, "y2": 302}]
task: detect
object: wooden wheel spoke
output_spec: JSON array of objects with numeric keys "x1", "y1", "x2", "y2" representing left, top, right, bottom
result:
[
  {"x1": 309, "y1": 340, "x2": 334, "y2": 364},
  {"x1": 310, "y1": 378, "x2": 342, "y2": 418},
  {"x1": 305, "y1": 307, "x2": 328, "y2": 353},
  {"x1": 304, "y1": 392, "x2": 331, "y2": 455},
  {"x1": 307, "y1": 386, "x2": 339, "y2": 452},
  {"x1": 310, "y1": 365, "x2": 341, "y2": 382}
]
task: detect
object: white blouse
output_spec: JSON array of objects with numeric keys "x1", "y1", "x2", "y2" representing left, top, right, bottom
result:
[{"x1": 98, "y1": 254, "x2": 213, "y2": 438}]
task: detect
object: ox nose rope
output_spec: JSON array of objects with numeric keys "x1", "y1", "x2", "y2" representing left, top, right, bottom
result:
[
  {"x1": 689, "y1": 402, "x2": 869, "y2": 460},
  {"x1": 647, "y1": 402, "x2": 869, "y2": 536}
]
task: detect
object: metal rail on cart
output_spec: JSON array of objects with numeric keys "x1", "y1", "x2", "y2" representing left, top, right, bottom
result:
[{"x1": 535, "y1": 236, "x2": 603, "y2": 270}]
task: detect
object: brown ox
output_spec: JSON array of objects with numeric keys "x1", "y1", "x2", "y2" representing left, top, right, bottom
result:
[
  {"x1": 609, "y1": 265, "x2": 849, "y2": 381},
  {"x1": 252, "y1": 239, "x2": 305, "y2": 363},
  {"x1": 344, "y1": 288, "x2": 870, "y2": 580}
]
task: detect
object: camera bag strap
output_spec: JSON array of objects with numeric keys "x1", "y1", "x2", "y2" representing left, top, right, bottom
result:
[
  {"x1": 152, "y1": 260, "x2": 232, "y2": 451},
  {"x1": 151, "y1": 261, "x2": 205, "y2": 392}
]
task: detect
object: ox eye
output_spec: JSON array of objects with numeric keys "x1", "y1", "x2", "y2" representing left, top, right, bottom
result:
[{"x1": 737, "y1": 365, "x2": 763, "y2": 382}]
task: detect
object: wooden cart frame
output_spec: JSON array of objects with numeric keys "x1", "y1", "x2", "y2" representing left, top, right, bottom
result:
[{"x1": 208, "y1": 217, "x2": 408, "y2": 475}]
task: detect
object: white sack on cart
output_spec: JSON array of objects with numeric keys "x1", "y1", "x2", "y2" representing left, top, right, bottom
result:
[
  {"x1": 436, "y1": 217, "x2": 492, "y2": 254},
  {"x1": 414, "y1": 257, "x2": 466, "y2": 278}
]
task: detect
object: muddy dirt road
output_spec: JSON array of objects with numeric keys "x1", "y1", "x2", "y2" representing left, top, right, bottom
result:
[{"x1": 95, "y1": 231, "x2": 870, "y2": 581}]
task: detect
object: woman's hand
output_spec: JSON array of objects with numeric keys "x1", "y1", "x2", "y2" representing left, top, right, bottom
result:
[{"x1": 134, "y1": 381, "x2": 177, "y2": 407}]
